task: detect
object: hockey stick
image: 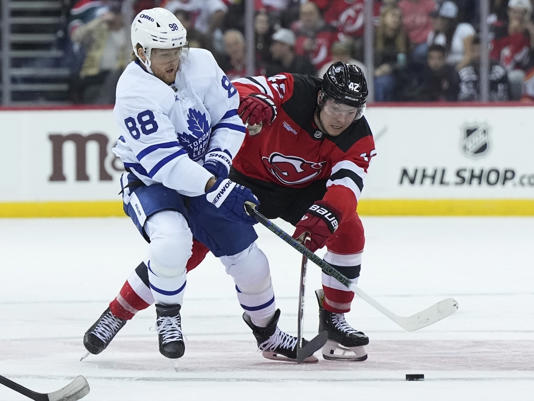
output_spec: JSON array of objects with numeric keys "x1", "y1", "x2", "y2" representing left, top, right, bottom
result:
[
  {"x1": 244, "y1": 202, "x2": 459, "y2": 332},
  {"x1": 0, "y1": 375, "x2": 89, "y2": 401},
  {"x1": 296, "y1": 235, "x2": 328, "y2": 363}
]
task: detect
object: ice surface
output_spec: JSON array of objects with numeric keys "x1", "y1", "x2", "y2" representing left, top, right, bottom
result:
[{"x1": 1, "y1": 217, "x2": 533, "y2": 400}]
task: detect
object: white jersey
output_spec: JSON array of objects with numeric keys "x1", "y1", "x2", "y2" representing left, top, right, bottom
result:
[{"x1": 113, "y1": 48, "x2": 245, "y2": 196}]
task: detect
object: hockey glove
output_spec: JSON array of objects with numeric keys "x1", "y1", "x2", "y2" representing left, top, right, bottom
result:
[
  {"x1": 238, "y1": 93, "x2": 277, "y2": 126},
  {"x1": 292, "y1": 202, "x2": 340, "y2": 252},
  {"x1": 203, "y1": 149, "x2": 232, "y2": 179},
  {"x1": 205, "y1": 178, "x2": 259, "y2": 225}
]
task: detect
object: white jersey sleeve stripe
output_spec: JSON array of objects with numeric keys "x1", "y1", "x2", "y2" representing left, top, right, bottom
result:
[
  {"x1": 331, "y1": 159, "x2": 366, "y2": 178},
  {"x1": 327, "y1": 176, "x2": 362, "y2": 200},
  {"x1": 212, "y1": 122, "x2": 246, "y2": 133},
  {"x1": 327, "y1": 160, "x2": 366, "y2": 201},
  {"x1": 221, "y1": 109, "x2": 238, "y2": 119},
  {"x1": 148, "y1": 149, "x2": 188, "y2": 177},
  {"x1": 136, "y1": 141, "x2": 181, "y2": 160}
]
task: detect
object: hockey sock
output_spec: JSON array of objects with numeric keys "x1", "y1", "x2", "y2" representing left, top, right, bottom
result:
[
  {"x1": 108, "y1": 240, "x2": 209, "y2": 320},
  {"x1": 321, "y1": 250, "x2": 361, "y2": 313},
  {"x1": 322, "y1": 286, "x2": 355, "y2": 313},
  {"x1": 237, "y1": 284, "x2": 276, "y2": 327},
  {"x1": 109, "y1": 262, "x2": 153, "y2": 320}
]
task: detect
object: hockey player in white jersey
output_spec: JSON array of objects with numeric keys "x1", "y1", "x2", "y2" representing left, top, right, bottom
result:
[{"x1": 84, "y1": 7, "x2": 318, "y2": 362}]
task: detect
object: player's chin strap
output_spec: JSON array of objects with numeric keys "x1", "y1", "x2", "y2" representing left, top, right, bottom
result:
[
  {"x1": 136, "y1": 47, "x2": 154, "y2": 74},
  {"x1": 244, "y1": 201, "x2": 459, "y2": 332}
]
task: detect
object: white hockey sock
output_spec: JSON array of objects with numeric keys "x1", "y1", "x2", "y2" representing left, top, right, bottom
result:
[
  {"x1": 237, "y1": 285, "x2": 276, "y2": 327},
  {"x1": 147, "y1": 260, "x2": 187, "y2": 305}
]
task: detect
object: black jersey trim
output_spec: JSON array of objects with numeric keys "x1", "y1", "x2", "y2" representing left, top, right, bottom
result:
[
  {"x1": 135, "y1": 262, "x2": 150, "y2": 286},
  {"x1": 281, "y1": 74, "x2": 322, "y2": 139},
  {"x1": 330, "y1": 168, "x2": 364, "y2": 192},
  {"x1": 244, "y1": 76, "x2": 268, "y2": 94},
  {"x1": 329, "y1": 263, "x2": 361, "y2": 279}
]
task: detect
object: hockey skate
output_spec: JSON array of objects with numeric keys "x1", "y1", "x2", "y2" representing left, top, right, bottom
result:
[
  {"x1": 243, "y1": 309, "x2": 319, "y2": 363},
  {"x1": 83, "y1": 306, "x2": 127, "y2": 355},
  {"x1": 315, "y1": 289, "x2": 369, "y2": 361},
  {"x1": 155, "y1": 304, "x2": 185, "y2": 359}
]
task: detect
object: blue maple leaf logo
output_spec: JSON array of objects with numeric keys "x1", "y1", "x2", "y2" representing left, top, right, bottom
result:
[
  {"x1": 187, "y1": 108, "x2": 210, "y2": 136},
  {"x1": 177, "y1": 108, "x2": 211, "y2": 160}
]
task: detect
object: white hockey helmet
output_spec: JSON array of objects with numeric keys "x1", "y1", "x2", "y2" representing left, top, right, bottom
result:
[{"x1": 131, "y1": 7, "x2": 187, "y2": 69}]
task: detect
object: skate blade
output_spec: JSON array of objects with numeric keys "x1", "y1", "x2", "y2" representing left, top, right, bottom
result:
[
  {"x1": 322, "y1": 340, "x2": 367, "y2": 361},
  {"x1": 79, "y1": 351, "x2": 90, "y2": 362},
  {"x1": 261, "y1": 351, "x2": 318, "y2": 363}
]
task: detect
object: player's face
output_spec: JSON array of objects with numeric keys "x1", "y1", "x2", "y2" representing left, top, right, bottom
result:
[
  {"x1": 318, "y1": 98, "x2": 358, "y2": 136},
  {"x1": 150, "y1": 48, "x2": 181, "y2": 85}
]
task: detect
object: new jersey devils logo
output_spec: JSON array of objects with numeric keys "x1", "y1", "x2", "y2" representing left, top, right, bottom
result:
[{"x1": 262, "y1": 152, "x2": 326, "y2": 185}]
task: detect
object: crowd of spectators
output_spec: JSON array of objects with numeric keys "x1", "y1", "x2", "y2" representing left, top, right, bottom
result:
[{"x1": 59, "y1": 0, "x2": 534, "y2": 103}]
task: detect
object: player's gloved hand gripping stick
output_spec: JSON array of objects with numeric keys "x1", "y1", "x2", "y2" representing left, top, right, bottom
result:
[
  {"x1": 293, "y1": 202, "x2": 339, "y2": 252},
  {"x1": 205, "y1": 178, "x2": 258, "y2": 225},
  {"x1": 244, "y1": 202, "x2": 459, "y2": 332}
]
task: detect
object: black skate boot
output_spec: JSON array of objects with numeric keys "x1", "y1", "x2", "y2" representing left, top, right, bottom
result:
[
  {"x1": 155, "y1": 304, "x2": 185, "y2": 359},
  {"x1": 243, "y1": 309, "x2": 318, "y2": 363},
  {"x1": 83, "y1": 307, "x2": 127, "y2": 355},
  {"x1": 315, "y1": 289, "x2": 369, "y2": 361}
]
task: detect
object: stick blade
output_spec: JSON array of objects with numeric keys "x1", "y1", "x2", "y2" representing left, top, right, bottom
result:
[
  {"x1": 297, "y1": 331, "x2": 328, "y2": 363},
  {"x1": 47, "y1": 376, "x2": 90, "y2": 401},
  {"x1": 402, "y1": 298, "x2": 459, "y2": 332}
]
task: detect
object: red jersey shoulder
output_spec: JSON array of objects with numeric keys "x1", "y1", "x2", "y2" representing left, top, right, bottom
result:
[
  {"x1": 232, "y1": 73, "x2": 296, "y2": 107},
  {"x1": 265, "y1": 73, "x2": 294, "y2": 103}
]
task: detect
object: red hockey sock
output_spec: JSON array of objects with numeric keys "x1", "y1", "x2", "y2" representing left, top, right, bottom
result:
[
  {"x1": 109, "y1": 281, "x2": 151, "y2": 320},
  {"x1": 323, "y1": 286, "x2": 355, "y2": 313}
]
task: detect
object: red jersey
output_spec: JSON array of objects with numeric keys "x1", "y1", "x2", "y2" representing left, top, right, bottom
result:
[
  {"x1": 312, "y1": 0, "x2": 381, "y2": 38},
  {"x1": 490, "y1": 28, "x2": 531, "y2": 71},
  {"x1": 232, "y1": 73, "x2": 376, "y2": 221}
]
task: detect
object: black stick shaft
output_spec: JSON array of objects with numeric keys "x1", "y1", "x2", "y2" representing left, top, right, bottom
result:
[
  {"x1": 297, "y1": 245, "x2": 308, "y2": 350},
  {"x1": 245, "y1": 203, "x2": 351, "y2": 288},
  {"x1": 0, "y1": 375, "x2": 45, "y2": 401}
]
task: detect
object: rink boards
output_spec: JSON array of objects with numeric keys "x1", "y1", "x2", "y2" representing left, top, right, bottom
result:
[{"x1": 1, "y1": 104, "x2": 533, "y2": 217}]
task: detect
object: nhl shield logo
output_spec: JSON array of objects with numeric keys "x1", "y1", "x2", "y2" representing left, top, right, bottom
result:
[{"x1": 461, "y1": 123, "x2": 489, "y2": 158}]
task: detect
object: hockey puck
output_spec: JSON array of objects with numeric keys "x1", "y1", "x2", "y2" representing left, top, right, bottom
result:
[{"x1": 405, "y1": 374, "x2": 424, "y2": 381}]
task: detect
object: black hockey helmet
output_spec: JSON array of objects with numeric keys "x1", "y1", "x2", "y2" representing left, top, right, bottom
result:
[{"x1": 321, "y1": 62, "x2": 368, "y2": 107}]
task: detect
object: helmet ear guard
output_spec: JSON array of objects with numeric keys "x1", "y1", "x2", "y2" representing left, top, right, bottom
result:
[{"x1": 317, "y1": 90, "x2": 326, "y2": 108}]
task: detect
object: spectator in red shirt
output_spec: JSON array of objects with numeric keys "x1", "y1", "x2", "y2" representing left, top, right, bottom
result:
[
  {"x1": 308, "y1": 0, "x2": 381, "y2": 60},
  {"x1": 291, "y1": 2, "x2": 338, "y2": 71},
  {"x1": 398, "y1": 0, "x2": 437, "y2": 62},
  {"x1": 491, "y1": 0, "x2": 534, "y2": 99}
]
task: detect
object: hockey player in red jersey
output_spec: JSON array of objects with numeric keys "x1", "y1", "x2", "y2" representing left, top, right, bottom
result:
[
  {"x1": 84, "y1": 62, "x2": 375, "y2": 361},
  {"x1": 232, "y1": 62, "x2": 375, "y2": 361}
]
